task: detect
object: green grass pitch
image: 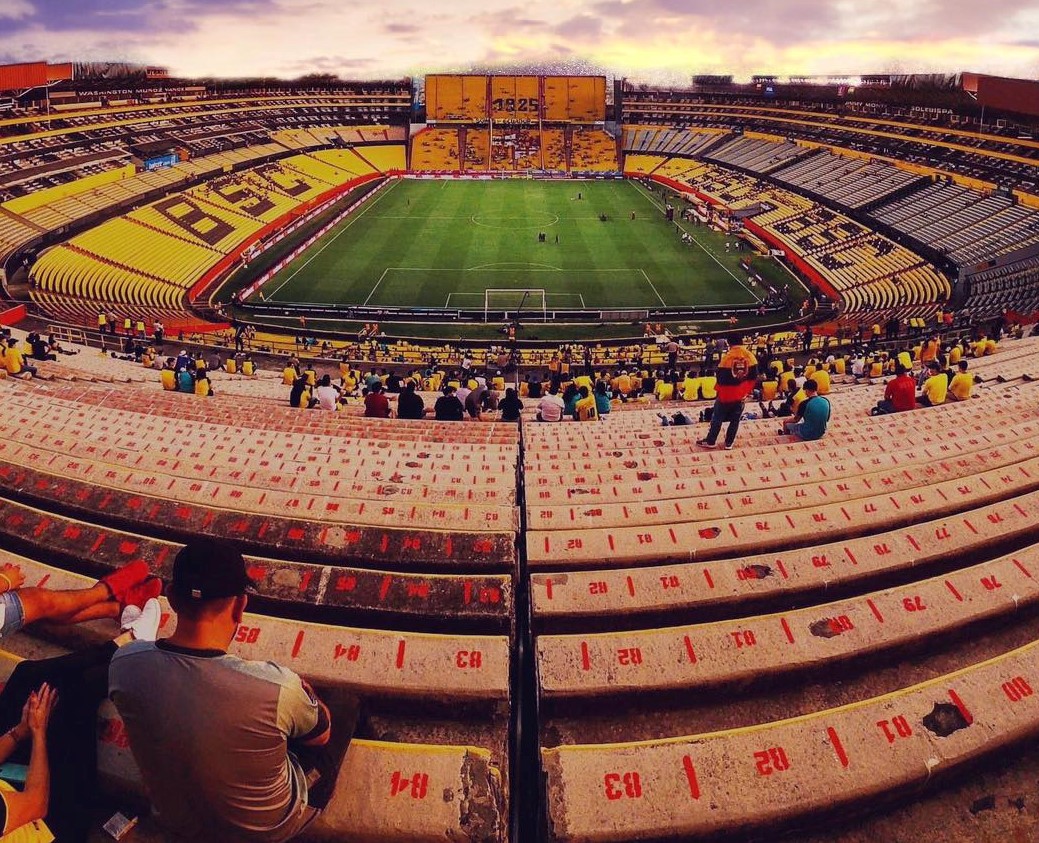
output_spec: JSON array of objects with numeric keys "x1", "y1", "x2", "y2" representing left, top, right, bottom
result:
[{"x1": 260, "y1": 179, "x2": 777, "y2": 310}]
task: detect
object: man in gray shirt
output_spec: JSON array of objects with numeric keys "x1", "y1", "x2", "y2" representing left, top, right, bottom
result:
[{"x1": 110, "y1": 540, "x2": 346, "y2": 842}]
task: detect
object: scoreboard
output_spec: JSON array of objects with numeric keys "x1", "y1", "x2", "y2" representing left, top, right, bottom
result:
[{"x1": 426, "y1": 75, "x2": 606, "y2": 123}]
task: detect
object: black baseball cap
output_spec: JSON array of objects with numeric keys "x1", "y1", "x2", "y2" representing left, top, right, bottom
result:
[{"x1": 171, "y1": 538, "x2": 255, "y2": 601}]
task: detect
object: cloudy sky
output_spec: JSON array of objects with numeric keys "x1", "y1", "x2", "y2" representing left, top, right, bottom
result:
[{"x1": 1, "y1": 0, "x2": 1038, "y2": 83}]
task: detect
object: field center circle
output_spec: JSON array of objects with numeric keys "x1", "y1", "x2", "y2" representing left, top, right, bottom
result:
[{"x1": 470, "y1": 212, "x2": 560, "y2": 230}]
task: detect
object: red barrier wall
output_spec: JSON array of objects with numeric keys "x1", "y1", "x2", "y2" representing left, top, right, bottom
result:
[{"x1": 0, "y1": 305, "x2": 26, "y2": 326}]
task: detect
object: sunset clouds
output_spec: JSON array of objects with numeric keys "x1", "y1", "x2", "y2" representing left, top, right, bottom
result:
[{"x1": 0, "y1": 0, "x2": 1037, "y2": 82}]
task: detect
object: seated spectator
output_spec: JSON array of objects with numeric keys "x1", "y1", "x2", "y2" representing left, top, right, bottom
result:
[
  {"x1": 289, "y1": 376, "x2": 313, "y2": 409},
  {"x1": 574, "y1": 386, "x2": 598, "y2": 421},
  {"x1": 176, "y1": 367, "x2": 195, "y2": 393},
  {"x1": 241, "y1": 356, "x2": 255, "y2": 376},
  {"x1": 948, "y1": 360, "x2": 975, "y2": 401},
  {"x1": 918, "y1": 360, "x2": 948, "y2": 407},
  {"x1": 593, "y1": 381, "x2": 612, "y2": 416},
  {"x1": 363, "y1": 381, "x2": 391, "y2": 418},
  {"x1": 282, "y1": 363, "x2": 298, "y2": 386},
  {"x1": 562, "y1": 383, "x2": 580, "y2": 418},
  {"x1": 3, "y1": 338, "x2": 36, "y2": 379},
  {"x1": 780, "y1": 379, "x2": 831, "y2": 441},
  {"x1": 160, "y1": 360, "x2": 177, "y2": 391},
  {"x1": 498, "y1": 388, "x2": 523, "y2": 422},
  {"x1": 27, "y1": 334, "x2": 56, "y2": 362},
  {"x1": 0, "y1": 561, "x2": 159, "y2": 840},
  {"x1": 314, "y1": 375, "x2": 341, "y2": 412},
  {"x1": 194, "y1": 371, "x2": 214, "y2": 398},
  {"x1": 434, "y1": 385, "x2": 465, "y2": 421},
  {"x1": 872, "y1": 364, "x2": 917, "y2": 415},
  {"x1": 396, "y1": 382, "x2": 426, "y2": 419},
  {"x1": 110, "y1": 540, "x2": 359, "y2": 843},
  {"x1": 537, "y1": 386, "x2": 565, "y2": 422},
  {"x1": 0, "y1": 681, "x2": 56, "y2": 841}
]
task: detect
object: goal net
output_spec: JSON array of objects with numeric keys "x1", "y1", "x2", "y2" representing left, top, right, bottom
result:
[{"x1": 483, "y1": 288, "x2": 548, "y2": 323}]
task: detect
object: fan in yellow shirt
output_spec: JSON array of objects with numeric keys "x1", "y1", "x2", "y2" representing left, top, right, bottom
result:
[
  {"x1": 948, "y1": 361, "x2": 974, "y2": 401},
  {"x1": 918, "y1": 361, "x2": 947, "y2": 406}
]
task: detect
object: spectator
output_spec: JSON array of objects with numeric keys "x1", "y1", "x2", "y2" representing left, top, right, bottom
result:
[
  {"x1": 537, "y1": 385, "x2": 565, "y2": 422},
  {"x1": 948, "y1": 360, "x2": 975, "y2": 401},
  {"x1": 0, "y1": 682, "x2": 57, "y2": 840},
  {"x1": 110, "y1": 539, "x2": 359, "y2": 843},
  {"x1": 593, "y1": 381, "x2": 612, "y2": 416},
  {"x1": 562, "y1": 383, "x2": 580, "y2": 418},
  {"x1": 160, "y1": 359, "x2": 177, "y2": 391},
  {"x1": 396, "y1": 382, "x2": 426, "y2": 419},
  {"x1": 4, "y1": 338, "x2": 36, "y2": 379},
  {"x1": 697, "y1": 334, "x2": 758, "y2": 450},
  {"x1": 574, "y1": 386, "x2": 598, "y2": 421},
  {"x1": 434, "y1": 385, "x2": 465, "y2": 421},
  {"x1": 779, "y1": 379, "x2": 831, "y2": 440},
  {"x1": 364, "y1": 381, "x2": 391, "y2": 418},
  {"x1": 465, "y1": 381, "x2": 487, "y2": 420},
  {"x1": 289, "y1": 376, "x2": 313, "y2": 409},
  {"x1": 314, "y1": 375, "x2": 341, "y2": 412},
  {"x1": 872, "y1": 364, "x2": 917, "y2": 415},
  {"x1": 194, "y1": 371, "x2": 214, "y2": 398},
  {"x1": 176, "y1": 367, "x2": 195, "y2": 393},
  {"x1": 498, "y1": 388, "x2": 523, "y2": 422},
  {"x1": 918, "y1": 360, "x2": 948, "y2": 407},
  {"x1": 0, "y1": 559, "x2": 159, "y2": 840}
]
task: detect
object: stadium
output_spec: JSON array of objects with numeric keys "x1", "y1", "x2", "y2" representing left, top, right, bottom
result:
[{"x1": 1, "y1": 49, "x2": 1039, "y2": 843}]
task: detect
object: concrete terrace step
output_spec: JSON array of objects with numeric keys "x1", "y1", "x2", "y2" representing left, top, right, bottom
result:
[
  {"x1": 0, "y1": 499, "x2": 512, "y2": 632},
  {"x1": 0, "y1": 461, "x2": 515, "y2": 571},
  {"x1": 528, "y1": 455, "x2": 1039, "y2": 567},
  {"x1": 530, "y1": 488, "x2": 1039, "y2": 626},
  {"x1": 542, "y1": 636, "x2": 1039, "y2": 842},
  {"x1": 536, "y1": 541, "x2": 1039, "y2": 698},
  {"x1": 12, "y1": 559, "x2": 510, "y2": 702},
  {"x1": 527, "y1": 426, "x2": 1039, "y2": 529},
  {"x1": 0, "y1": 438, "x2": 518, "y2": 533}
]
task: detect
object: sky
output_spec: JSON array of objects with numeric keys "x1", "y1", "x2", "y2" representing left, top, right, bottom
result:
[{"x1": 1, "y1": 0, "x2": 1038, "y2": 83}]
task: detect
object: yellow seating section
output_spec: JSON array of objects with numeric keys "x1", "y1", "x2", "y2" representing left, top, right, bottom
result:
[
  {"x1": 410, "y1": 128, "x2": 461, "y2": 171},
  {"x1": 570, "y1": 128, "x2": 619, "y2": 171}
]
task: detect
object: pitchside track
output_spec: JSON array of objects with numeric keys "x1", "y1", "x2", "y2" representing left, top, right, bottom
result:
[{"x1": 260, "y1": 179, "x2": 775, "y2": 311}]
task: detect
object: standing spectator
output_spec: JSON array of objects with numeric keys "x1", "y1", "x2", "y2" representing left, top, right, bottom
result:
[
  {"x1": 666, "y1": 338, "x2": 679, "y2": 370},
  {"x1": 434, "y1": 385, "x2": 465, "y2": 421},
  {"x1": 697, "y1": 334, "x2": 758, "y2": 450},
  {"x1": 465, "y1": 380, "x2": 487, "y2": 420},
  {"x1": 110, "y1": 540, "x2": 358, "y2": 843},
  {"x1": 498, "y1": 388, "x2": 523, "y2": 422},
  {"x1": 396, "y1": 382, "x2": 426, "y2": 419},
  {"x1": 153, "y1": 320, "x2": 165, "y2": 349},
  {"x1": 363, "y1": 382, "x2": 391, "y2": 418},
  {"x1": 872, "y1": 364, "x2": 917, "y2": 415},
  {"x1": 779, "y1": 379, "x2": 831, "y2": 440}
]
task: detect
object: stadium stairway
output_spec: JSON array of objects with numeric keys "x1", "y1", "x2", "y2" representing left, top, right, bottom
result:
[{"x1": 4, "y1": 338, "x2": 1039, "y2": 841}]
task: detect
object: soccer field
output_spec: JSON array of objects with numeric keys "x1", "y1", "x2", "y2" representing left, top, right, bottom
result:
[{"x1": 259, "y1": 179, "x2": 774, "y2": 310}]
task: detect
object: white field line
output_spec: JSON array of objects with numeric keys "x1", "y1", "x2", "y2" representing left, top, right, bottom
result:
[
  {"x1": 264, "y1": 179, "x2": 400, "y2": 300},
  {"x1": 639, "y1": 268, "x2": 667, "y2": 307},
  {"x1": 630, "y1": 179, "x2": 761, "y2": 302}
]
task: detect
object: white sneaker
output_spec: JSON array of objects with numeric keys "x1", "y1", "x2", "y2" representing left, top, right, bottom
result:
[{"x1": 121, "y1": 598, "x2": 161, "y2": 642}]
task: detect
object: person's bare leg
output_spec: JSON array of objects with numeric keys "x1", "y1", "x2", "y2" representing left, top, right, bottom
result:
[
  {"x1": 61, "y1": 602, "x2": 122, "y2": 625},
  {"x1": 15, "y1": 584, "x2": 113, "y2": 626}
]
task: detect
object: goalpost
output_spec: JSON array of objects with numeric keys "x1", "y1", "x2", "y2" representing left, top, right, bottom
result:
[{"x1": 483, "y1": 288, "x2": 548, "y2": 323}]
